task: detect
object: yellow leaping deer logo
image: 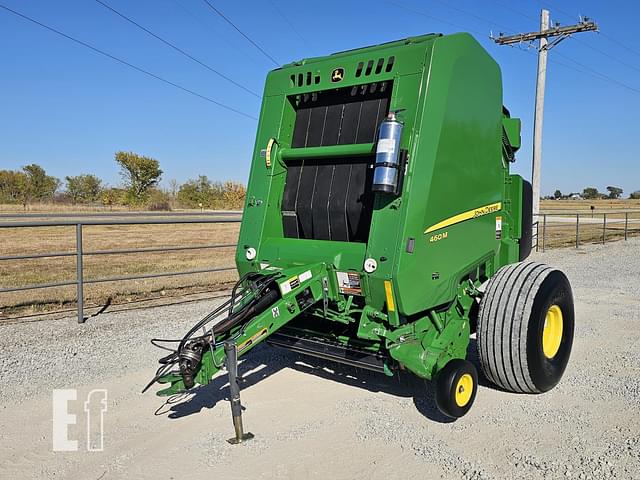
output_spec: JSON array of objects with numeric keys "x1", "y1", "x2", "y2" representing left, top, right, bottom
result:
[{"x1": 331, "y1": 68, "x2": 344, "y2": 83}]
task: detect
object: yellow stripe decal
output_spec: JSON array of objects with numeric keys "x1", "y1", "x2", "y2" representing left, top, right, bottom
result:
[
  {"x1": 384, "y1": 280, "x2": 395, "y2": 312},
  {"x1": 424, "y1": 202, "x2": 502, "y2": 234},
  {"x1": 238, "y1": 328, "x2": 268, "y2": 352}
]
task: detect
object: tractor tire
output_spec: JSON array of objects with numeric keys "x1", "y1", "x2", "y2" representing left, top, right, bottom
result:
[
  {"x1": 435, "y1": 358, "x2": 478, "y2": 418},
  {"x1": 477, "y1": 261, "x2": 574, "y2": 393}
]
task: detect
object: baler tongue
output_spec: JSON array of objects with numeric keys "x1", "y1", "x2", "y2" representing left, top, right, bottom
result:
[{"x1": 146, "y1": 263, "x2": 329, "y2": 442}]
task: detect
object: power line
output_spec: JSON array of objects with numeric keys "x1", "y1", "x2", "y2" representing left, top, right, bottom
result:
[
  {"x1": 94, "y1": 0, "x2": 259, "y2": 98},
  {"x1": 0, "y1": 3, "x2": 257, "y2": 120},
  {"x1": 535, "y1": 1, "x2": 574, "y2": 22},
  {"x1": 493, "y1": 0, "x2": 640, "y2": 79},
  {"x1": 553, "y1": 50, "x2": 640, "y2": 95},
  {"x1": 599, "y1": 31, "x2": 640, "y2": 59},
  {"x1": 267, "y1": 0, "x2": 313, "y2": 53},
  {"x1": 169, "y1": 0, "x2": 260, "y2": 65},
  {"x1": 201, "y1": 0, "x2": 279, "y2": 67},
  {"x1": 490, "y1": 0, "x2": 536, "y2": 22},
  {"x1": 573, "y1": 37, "x2": 640, "y2": 74},
  {"x1": 500, "y1": 33, "x2": 640, "y2": 97},
  {"x1": 430, "y1": 0, "x2": 513, "y2": 34},
  {"x1": 494, "y1": 10, "x2": 598, "y2": 217},
  {"x1": 387, "y1": 0, "x2": 485, "y2": 37}
]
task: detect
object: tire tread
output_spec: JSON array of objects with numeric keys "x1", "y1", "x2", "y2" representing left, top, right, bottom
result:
[{"x1": 477, "y1": 261, "x2": 554, "y2": 393}]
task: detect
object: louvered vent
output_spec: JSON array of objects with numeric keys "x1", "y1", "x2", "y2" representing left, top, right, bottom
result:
[
  {"x1": 290, "y1": 71, "x2": 321, "y2": 88},
  {"x1": 355, "y1": 56, "x2": 395, "y2": 78}
]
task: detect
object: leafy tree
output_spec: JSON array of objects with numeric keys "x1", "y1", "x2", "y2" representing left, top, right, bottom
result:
[
  {"x1": 0, "y1": 170, "x2": 28, "y2": 204},
  {"x1": 222, "y1": 181, "x2": 246, "y2": 209},
  {"x1": 101, "y1": 187, "x2": 126, "y2": 209},
  {"x1": 0, "y1": 165, "x2": 59, "y2": 206},
  {"x1": 145, "y1": 189, "x2": 172, "y2": 211},
  {"x1": 65, "y1": 174, "x2": 103, "y2": 204},
  {"x1": 176, "y1": 177, "x2": 246, "y2": 209},
  {"x1": 114, "y1": 151, "x2": 162, "y2": 203},
  {"x1": 177, "y1": 175, "x2": 214, "y2": 208},
  {"x1": 22, "y1": 164, "x2": 60, "y2": 202},
  {"x1": 606, "y1": 186, "x2": 623, "y2": 199},
  {"x1": 553, "y1": 189, "x2": 562, "y2": 199},
  {"x1": 582, "y1": 187, "x2": 600, "y2": 199},
  {"x1": 630, "y1": 191, "x2": 640, "y2": 200}
]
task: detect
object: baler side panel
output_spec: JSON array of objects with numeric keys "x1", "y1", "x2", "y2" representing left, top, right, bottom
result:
[
  {"x1": 394, "y1": 34, "x2": 505, "y2": 315},
  {"x1": 365, "y1": 72, "x2": 426, "y2": 312}
]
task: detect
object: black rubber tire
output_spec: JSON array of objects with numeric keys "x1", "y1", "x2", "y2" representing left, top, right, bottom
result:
[
  {"x1": 435, "y1": 359, "x2": 478, "y2": 418},
  {"x1": 477, "y1": 261, "x2": 574, "y2": 393}
]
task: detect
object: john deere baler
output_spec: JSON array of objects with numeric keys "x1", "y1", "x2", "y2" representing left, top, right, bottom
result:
[{"x1": 148, "y1": 33, "x2": 574, "y2": 431}]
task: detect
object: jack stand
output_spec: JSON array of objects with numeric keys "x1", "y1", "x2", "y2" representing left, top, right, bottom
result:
[{"x1": 224, "y1": 341, "x2": 254, "y2": 445}]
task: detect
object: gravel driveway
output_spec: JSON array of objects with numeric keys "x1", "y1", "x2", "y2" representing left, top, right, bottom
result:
[{"x1": 0, "y1": 238, "x2": 638, "y2": 479}]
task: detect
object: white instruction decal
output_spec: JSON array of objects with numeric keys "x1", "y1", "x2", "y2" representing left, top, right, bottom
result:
[
  {"x1": 376, "y1": 138, "x2": 396, "y2": 154},
  {"x1": 299, "y1": 270, "x2": 312, "y2": 283}
]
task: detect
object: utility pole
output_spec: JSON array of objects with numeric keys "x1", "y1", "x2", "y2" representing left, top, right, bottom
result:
[{"x1": 493, "y1": 11, "x2": 598, "y2": 219}]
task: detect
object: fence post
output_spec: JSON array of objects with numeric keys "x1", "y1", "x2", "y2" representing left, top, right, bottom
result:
[
  {"x1": 535, "y1": 220, "x2": 540, "y2": 252},
  {"x1": 542, "y1": 214, "x2": 547, "y2": 252},
  {"x1": 602, "y1": 213, "x2": 607, "y2": 245},
  {"x1": 76, "y1": 223, "x2": 85, "y2": 324},
  {"x1": 624, "y1": 212, "x2": 628, "y2": 241},
  {"x1": 575, "y1": 214, "x2": 580, "y2": 248}
]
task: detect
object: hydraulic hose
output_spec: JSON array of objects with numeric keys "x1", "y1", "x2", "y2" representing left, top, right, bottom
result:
[{"x1": 144, "y1": 272, "x2": 282, "y2": 393}]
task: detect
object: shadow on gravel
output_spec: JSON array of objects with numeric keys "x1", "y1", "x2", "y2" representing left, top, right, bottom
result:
[{"x1": 155, "y1": 340, "x2": 503, "y2": 424}]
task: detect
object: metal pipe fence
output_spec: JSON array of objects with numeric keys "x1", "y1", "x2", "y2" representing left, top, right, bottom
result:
[
  {"x1": 0, "y1": 214, "x2": 242, "y2": 323},
  {"x1": 2, "y1": 210, "x2": 638, "y2": 323},
  {"x1": 534, "y1": 210, "x2": 640, "y2": 252}
]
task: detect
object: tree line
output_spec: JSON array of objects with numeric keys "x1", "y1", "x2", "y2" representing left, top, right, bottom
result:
[
  {"x1": 0, "y1": 151, "x2": 246, "y2": 210},
  {"x1": 548, "y1": 186, "x2": 640, "y2": 200}
]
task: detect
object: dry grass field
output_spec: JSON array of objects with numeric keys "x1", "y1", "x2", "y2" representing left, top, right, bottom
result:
[
  {"x1": 538, "y1": 199, "x2": 640, "y2": 249},
  {"x1": 540, "y1": 198, "x2": 640, "y2": 211},
  {"x1": 1, "y1": 199, "x2": 638, "y2": 319},
  {"x1": 0, "y1": 216, "x2": 240, "y2": 319}
]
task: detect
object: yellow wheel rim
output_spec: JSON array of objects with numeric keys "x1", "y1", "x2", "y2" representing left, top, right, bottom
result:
[
  {"x1": 455, "y1": 373, "x2": 473, "y2": 407},
  {"x1": 542, "y1": 304, "x2": 563, "y2": 359}
]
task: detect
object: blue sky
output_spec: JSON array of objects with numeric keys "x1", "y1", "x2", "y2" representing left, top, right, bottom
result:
[{"x1": 1, "y1": 0, "x2": 638, "y2": 196}]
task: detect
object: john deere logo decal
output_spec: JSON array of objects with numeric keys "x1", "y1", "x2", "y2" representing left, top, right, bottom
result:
[{"x1": 331, "y1": 67, "x2": 344, "y2": 83}]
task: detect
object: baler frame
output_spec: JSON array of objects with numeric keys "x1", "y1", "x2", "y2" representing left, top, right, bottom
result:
[{"x1": 146, "y1": 31, "x2": 575, "y2": 433}]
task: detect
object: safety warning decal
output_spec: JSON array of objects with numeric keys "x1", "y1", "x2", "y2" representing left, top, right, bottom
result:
[
  {"x1": 336, "y1": 271, "x2": 362, "y2": 296},
  {"x1": 495, "y1": 216, "x2": 503, "y2": 240},
  {"x1": 279, "y1": 270, "x2": 311, "y2": 295},
  {"x1": 280, "y1": 276, "x2": 298, "y2": 295}
]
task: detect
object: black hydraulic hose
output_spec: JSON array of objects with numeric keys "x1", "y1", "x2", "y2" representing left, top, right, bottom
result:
[
  {"x1": 177, "y1": 272, "x2": 280, "y2": 351},
  {"x1": 210, "y1": 286, "x2": 279, "y2": 335},
  {"x1": 145, "y1": 272, "x2": 282, "y2": 393}
]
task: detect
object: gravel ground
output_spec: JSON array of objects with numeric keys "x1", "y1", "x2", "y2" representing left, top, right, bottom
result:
[{"x1": 0, "y1": 238, "x2": 638, "y2": 479}]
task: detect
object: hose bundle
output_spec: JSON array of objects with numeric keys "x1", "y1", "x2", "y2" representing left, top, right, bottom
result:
[{"x1": 142, "y1": 272, "x2": 281, "y2": 393}]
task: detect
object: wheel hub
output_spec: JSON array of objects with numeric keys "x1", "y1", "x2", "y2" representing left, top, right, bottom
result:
[
  {"x1": 542, "y1": 304, "x2": 563, "y2": 359},
  {"x1": 455, "y1": 373, "x2": 473, "y2": 407}
]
